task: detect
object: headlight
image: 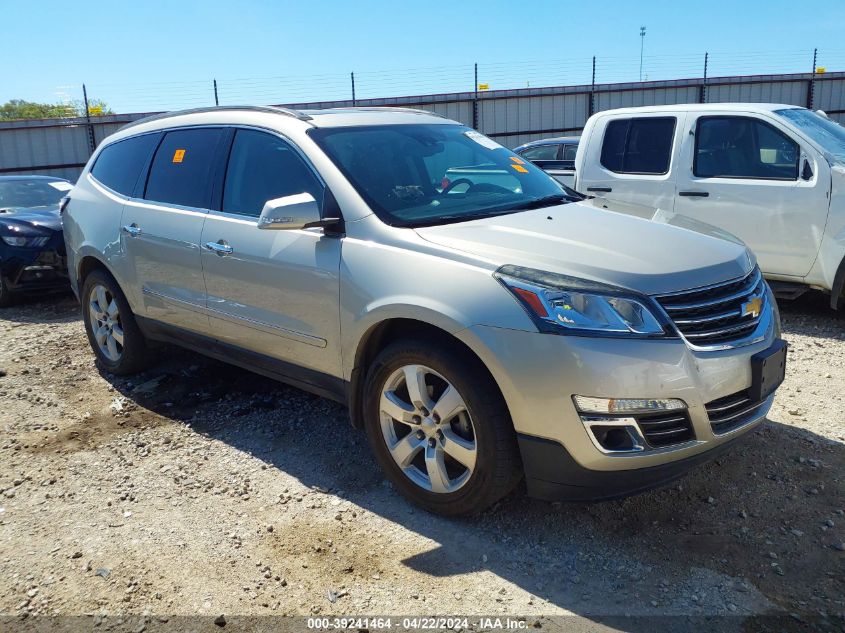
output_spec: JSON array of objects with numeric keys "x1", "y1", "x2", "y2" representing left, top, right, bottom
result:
[
  {"x1": 495, "y1": 264, "x2": 668, "y2": 336},
  {"x1": 1, "y1": 235, "x2": 49, "y2": 247}
]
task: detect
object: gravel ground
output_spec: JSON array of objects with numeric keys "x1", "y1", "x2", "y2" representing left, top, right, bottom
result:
[{"x1": 0, "y1": 291, "x2": 843, "y2": 631}]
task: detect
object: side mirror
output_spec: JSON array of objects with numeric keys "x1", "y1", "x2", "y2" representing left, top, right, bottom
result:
[{"x1": 257, "y1": 192, "x2": 337, "y2": 231}]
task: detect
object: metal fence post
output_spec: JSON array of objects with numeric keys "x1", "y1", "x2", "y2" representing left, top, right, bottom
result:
[
  {"x1": 807, "y1": 48, "x2": 818, "y2": 110},
  {"x1": 700, "y1": 52, "x2": 708, "y2": 103},
  {"x1": 472, "y1": 63, "x2": 479, "y2": 130},
  {"x1": 351, "y1": 72, "x2": 356, "y2": 106},
  {"x1": 82, "y1": 84, "x2": 96, "y2": 155},
  {"x1": 213, "y1": 79, "x2": 219, "y2": 106},
  {"x1": 589, "y1": 56, "x2": 596, "y2": 117}
]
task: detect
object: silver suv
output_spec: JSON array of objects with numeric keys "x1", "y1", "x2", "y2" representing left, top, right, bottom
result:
[{"x1": 62, "y1": 106, "x2": 786, "y2": 515}]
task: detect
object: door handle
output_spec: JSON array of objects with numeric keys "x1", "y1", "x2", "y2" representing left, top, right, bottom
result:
[
  {"x1": 587, "y1": 187, "x2": 612, "y2": 193},
  {"x1": 121, "y1": 223, "x2": 142, "y2": 237},
  {"x1": 204, "y1": 240, "x2": 233, "y2": 256},
  {"x1": 678, "y1": 191, "x2": 709, "y2": 197}
]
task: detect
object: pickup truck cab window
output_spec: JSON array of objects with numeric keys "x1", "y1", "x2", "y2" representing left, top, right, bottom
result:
[
  {"x1": 694, "y1": 116, "x2": 799, "y2": 180},
  {"x1": 600, "y1": 117, "x2": 676, "y2": 175}
]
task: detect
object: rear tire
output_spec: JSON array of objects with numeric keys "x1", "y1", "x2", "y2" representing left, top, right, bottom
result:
[
  {"x1": 81, "y1": 269, "x2": 154, "y2": 375},
  {"x1": 363, "y1": 339, "x2": 522, "y2": 516}
]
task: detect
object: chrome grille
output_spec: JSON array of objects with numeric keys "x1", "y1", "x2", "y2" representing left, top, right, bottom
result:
[
  {"x1": 655, "y1": 267, "x2": 766, "y2": 347},
  {"x1": 705, "y1": 390, "x2": 765, "y2": 435},
  {"x1": 636, "y1": 411, "x2": 694, "y2": 447}
]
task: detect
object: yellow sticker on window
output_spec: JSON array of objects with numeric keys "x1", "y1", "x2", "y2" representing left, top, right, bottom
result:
[
  {"x1": 511, "y1": 164, "x2": 529, "y2": 173},
  {"x1": 172, "y1": 149, "x2": 186, "y2": 163},
  {"x1": 510, "y1": 156, "x2": 526, "y2": 165}
]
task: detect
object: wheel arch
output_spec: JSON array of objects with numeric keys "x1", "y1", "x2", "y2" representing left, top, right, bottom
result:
[
  {"x1": 77, "y1": 254, "x2": 114, "y2": 286},
  {"x1": 347, "y1": 318, "x2": 509, "y2": 430}
]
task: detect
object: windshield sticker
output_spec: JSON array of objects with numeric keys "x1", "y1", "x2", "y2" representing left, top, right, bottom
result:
[
  {"x1": 47, "y1": 181, "x2": 73, "y2": 191},
  {"x1": 172, "y1": 149, "x2": 186, "y2": 163},
  {"x1": 511, "y1": 164, "x2": 529, "y2": 173},
  {"x1": 464, "y1": 130, "x2": 504, "y2": 151}
]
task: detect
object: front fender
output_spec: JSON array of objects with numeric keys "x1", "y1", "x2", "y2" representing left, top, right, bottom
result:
[{"x1": 338, "y1": 236, "x2": 536, "y2": 381}]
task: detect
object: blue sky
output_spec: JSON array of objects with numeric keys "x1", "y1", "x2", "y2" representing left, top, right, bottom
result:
[{"x1": 3, "y1": 0, "x2": 845, "y2": 113}]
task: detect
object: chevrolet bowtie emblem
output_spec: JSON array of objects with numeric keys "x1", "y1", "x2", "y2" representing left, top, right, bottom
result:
[{"x1": 741, "y1": 296, "x2": 763, "y2": 318}]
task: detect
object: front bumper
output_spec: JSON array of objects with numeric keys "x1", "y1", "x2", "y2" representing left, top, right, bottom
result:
[
  {"x1": 0, "y1": 239, "x2": 69, "y2": 294},
  {"x1": 459, "y1": 308, "x2": 780, "y2": 500}
]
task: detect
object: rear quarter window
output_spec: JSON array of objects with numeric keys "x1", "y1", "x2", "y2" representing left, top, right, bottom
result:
[
  {"x1": 600, "y1": 117, "x2": 676, "y2": 175},
  {"x1": 144, "y1": 128, "x2": 225, "y2": 208},
  {"x1": 90, "y1": 134, "x2": 160, "y2": 196}
]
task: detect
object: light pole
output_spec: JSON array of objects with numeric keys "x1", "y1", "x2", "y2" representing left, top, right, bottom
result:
[{"x1": 639, "y1": 26, "x2": 647, "y2": 81}]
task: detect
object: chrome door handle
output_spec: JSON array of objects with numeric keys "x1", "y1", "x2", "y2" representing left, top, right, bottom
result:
[
  {"x1": 204, "y1": 240, "x2": 233, "y2": 256},
  {"x1": 122, "y1": 223, "x2": 142, "y2": 237}
]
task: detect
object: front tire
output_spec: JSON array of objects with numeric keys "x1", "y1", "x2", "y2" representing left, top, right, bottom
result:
[
  {"x1": 363, "y1": 339, "x2": 522, "y2": 516},
  {"x1": 0, "y1": 275, "x2": 17, "y2": 308},
  {"x1": 81, "y1": 269, "x2": 153, "y2": 375}
]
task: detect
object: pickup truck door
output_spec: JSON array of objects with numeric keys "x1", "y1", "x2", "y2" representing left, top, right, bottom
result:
[
  {"x1": 575, "y1": 114, "x2": 684, "y2": 216},
  {"x1": 673, "y1": 112, "x2": 830, "y2": 278}
]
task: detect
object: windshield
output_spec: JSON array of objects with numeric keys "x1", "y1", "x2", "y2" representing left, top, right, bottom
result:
[
  {"x1": 0, "y1": 179, "x2": 71, "y2": 209},
  {"x1": 775, "y1": 108, "x2": 845, "y2": 162},
  {"x1": 308, "y1": 124, "x2": 572, "y2": 227}
]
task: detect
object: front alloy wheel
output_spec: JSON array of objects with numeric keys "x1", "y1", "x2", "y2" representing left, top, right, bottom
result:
[
  {"x1": 379, "y1": 364, "x2": 477, "y2": 493},
  {"x1": 364, "y1": 340, "x2": 522, "y2": 516}
]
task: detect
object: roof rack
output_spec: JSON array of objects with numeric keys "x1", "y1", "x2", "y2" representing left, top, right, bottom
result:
[
  {"x1": 311, "y1": 106, "x2": 447, "y2": 119},
  {"x1": 121, "y1": 105, "x2": 312, "y2": 130}
]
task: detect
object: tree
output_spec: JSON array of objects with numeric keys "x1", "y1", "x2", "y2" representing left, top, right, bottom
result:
[{"x1": 0, "y1": 98, "x2": 114, "y2": 120}]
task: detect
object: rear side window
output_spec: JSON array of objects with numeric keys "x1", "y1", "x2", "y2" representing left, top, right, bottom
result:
[
  {"x1": 90, "y1": 134, "x2": 159, "y2": 196},
  {"x1": 694, "y1": 116, "x2": 799, "y2": 180},
  {"x1": 562, "y1": 144, "x2": 578, "y2": 161},
  {"x1": 144, "y1": 128, "x2": 224, "y2": 208},
  {"x1": 222, "y1": 129, "x2": 324, "y2": 217},
  {"x1": 600, "y1": 117, "x2": 676, "y2": 174},
  {"x1": 520, "y1": 145, "x2": 559, "y2": 161}
]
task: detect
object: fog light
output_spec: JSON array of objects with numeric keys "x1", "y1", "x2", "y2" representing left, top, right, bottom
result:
[
  {"x1": 581, "y1": 416, "x2": 645, "y2": 453},
  {"x1": 573, "y1": 396, "x2": 686, "y2": 415}
]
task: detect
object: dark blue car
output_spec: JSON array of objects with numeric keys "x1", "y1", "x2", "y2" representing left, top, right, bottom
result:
[{"x1": 0, "y1": 175, "x2": 72, "y2": 307}]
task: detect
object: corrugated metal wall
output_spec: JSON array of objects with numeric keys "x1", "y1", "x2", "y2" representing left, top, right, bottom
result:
[{"x1": 2, "y1": 71, "x2": 843, "y2": 182}]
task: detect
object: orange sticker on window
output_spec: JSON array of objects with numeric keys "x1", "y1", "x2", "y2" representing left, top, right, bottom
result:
[
  {"x1": 172, "y1": 149, "x2": 186, "y2": 163},
  {"x1": 510, "y1": 156, "x2": 526, "y2": 165},
  {"x1": 511, "y1": 164, "x2": 529, "y2": 173}
]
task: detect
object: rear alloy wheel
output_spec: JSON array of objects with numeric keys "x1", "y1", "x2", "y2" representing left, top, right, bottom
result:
[
  {"x1": 364, "y1": 340, "x2": 522, "y2": 516},
  {"x1": 81, "y1": 269, "x2": 154, "y2": 375},
  {"x1": 88, "y1": 284, "x2": 124, "y2": 362}
]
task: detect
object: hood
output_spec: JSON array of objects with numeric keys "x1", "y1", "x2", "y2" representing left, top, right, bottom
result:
[
  {"x1": 0, "y1": 205, "x2": 62, "y2": 235},
  {"x1": 414, "y1": 200, "x2": 753, "y2": 296}
]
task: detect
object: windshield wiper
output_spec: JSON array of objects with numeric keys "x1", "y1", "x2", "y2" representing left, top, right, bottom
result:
[
  {"x1": 508, "y1": 193, "x2": 573, "y2": 211},
  {"x1": 396, "y1": 193, "x2": 577, "y2": 228}
]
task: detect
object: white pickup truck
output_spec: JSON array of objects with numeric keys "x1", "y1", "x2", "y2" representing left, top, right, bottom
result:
[{"x1": 575, "y1": 103, "x2": 845, "y2": 308}]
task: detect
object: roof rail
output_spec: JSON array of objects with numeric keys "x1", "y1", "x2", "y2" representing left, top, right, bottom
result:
[
  {"x1": 120, "y1": 105, "x2": 312, "y2": 131},
  {"x1": 336, "y1": 106, "x2": 447, "y2": 119}
]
